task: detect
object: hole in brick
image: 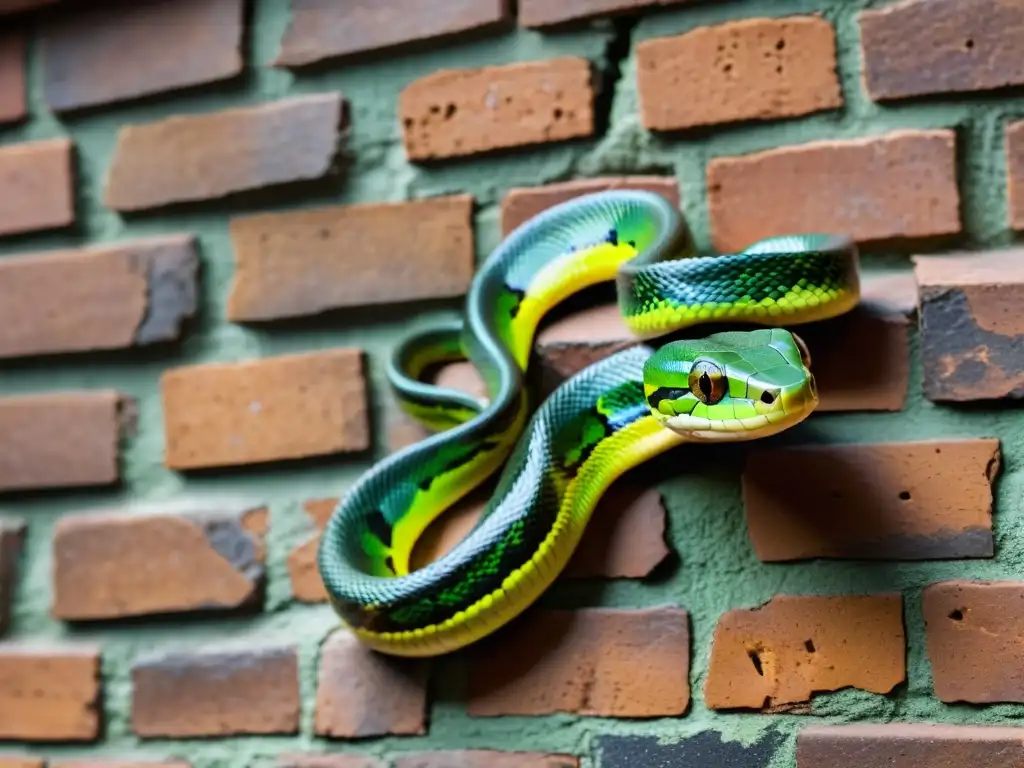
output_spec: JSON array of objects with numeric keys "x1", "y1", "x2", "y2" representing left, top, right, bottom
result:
[
  {"x1": 748, "y1": 648, "x2": 765, "y2": 676},
  {"x1": 804, "y1": 639, "x2": 816, "y2": 653},
  {"x1": 723, "y1": 63, "x2": 733, "y2": 74},
  {"x1": 318, "y1": 228, "x2": 331, "y2": 240},
  {"x1": 445, "y1": 103, "x2": 457, "y2": 119},
  {"x1": 403, "y1": 117, "x2": 413, "y2": 129},
  {"x1": 899, "y1": 490, "x2": 911, "y2": 501},
  {"x1": 553, "y1": 107, "x2": 563, "y2": 119},
  {"x1": 949, "y1": 609, "x2": 964, "y2": 621},
  {"x1": 776, "y1": 65, "x2": 783, "y2": 74},
  {"x1": 964, "y1": 38, "x2": 974, "y2": 50},
  {"x1": 429, "y1": 104, "x2": 440, "y2": 114},
  {"x1": 776, "y1": 39, "x2": 786, "y2": 50}
]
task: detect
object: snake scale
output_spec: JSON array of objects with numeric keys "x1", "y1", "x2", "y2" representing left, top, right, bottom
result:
[{"x1": 318, "y1": 189, "x2": 860, "y2": 657}]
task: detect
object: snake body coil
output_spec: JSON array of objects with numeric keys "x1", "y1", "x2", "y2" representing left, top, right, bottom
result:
[{"x1": 318, "y1": 190, "x2": 860, "y2": 657}]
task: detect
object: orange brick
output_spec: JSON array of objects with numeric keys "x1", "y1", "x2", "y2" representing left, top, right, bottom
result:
[
  {"x1": 1008, "y1": 120, "x2": 1024, "y2": 230},
  {"x1": 637, "y1": 16, "x2": 842, "y2": 131},
  {"x1": 0, "y1": 517, "x2": 25, "y2": 636},
  {"x1": 399, "y1": 57, "x2": 594, "y2": 161},
  {"x1": 0, "y1": 31, "x2": 25, "y2": 123},
  {"x1": 228, "y1": 195, "x2": 475, "y2": 321},
  {"x1": 0, "y1": 758, "x2": 43, "y2": 768},
  {"x1": 161, "y1": 349, "x2": 369, "y2": 470},
  {"x1": 707, "y1": 130, "x2": 960, "y2": 252},
  {"x1": 396, "y1": 752, "x2": 578, "y2": 768},
  {"x1": 278, "y1": 757, "x2": 383, "y2": 768},
  {"x1": 520, "y1": 0, "x2": 691, "y2": 27},
  {"x1": 0, "y1": 138, "x2": 74, "y2": 236}
]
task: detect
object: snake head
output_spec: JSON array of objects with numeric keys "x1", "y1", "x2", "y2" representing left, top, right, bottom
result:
[{"x1": 641, "y1": 328, "x2": 818, "y2": 441}]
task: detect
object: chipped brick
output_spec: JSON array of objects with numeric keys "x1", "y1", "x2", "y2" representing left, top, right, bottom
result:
[
  {"x1": 104, "y1": 93, "x2": 347, "y2": 212},
  {"x1": 914, "y1": 247, "x2": 1024, "y2": 401},
  {"x1": 400, "y1": 57, "x2": 594, "y2": 161},
  {"x1": 161, "y1": 348, "x2": 369, "y2": 470},
  {"x1": 0, "y1": 137, "x2": 74, "y2": 236},
  {"x1": 468, "y1": 607, "x2": 690, "y2": 717},
  {"x1": 131, "y1": 645, "x2": 300, "y2": 737},
  {"x1": 279, "y1": 757, "x2": 384, "y2": 768},
  {"x1": 41, "y1": 0, "x2": 243, "y2": 113},
  {"x1": 314, "y1": 630, "x2": 428, "y2": 738},
  {"x1": 520, "y1": 0, "x2": 693, "y2": 28},
  {"x1": 704, "y1": 594, "x2": 905, "y2": 710},
  {"x1": 0, "y1": 644, "x2": 101, "y2": 741},
  {"x1": 1006, "y1": 120, "x2": 1024, "y2": 230},
  {"x1": 0, "y1": 31, "x2": 26, "y2": 123},
  {"x1": 742, "y1": 438, "x2": 1000, "y2": 562},
  {"x1": 708, "y1": 130, "x2": 960, "y2": 252},
  {"x1": 0, "y1": 390, "x2": 122, "y2": 492},
  {"x1": 228, "y1": 195, "x2": 475, "y2": 321},
  {"x1": 0, "y1": 517, "x2": 25, "y2": 636},
  {"x1": 637, "y1": 16, "x2": 842, "y2": 132},
  {"x1": 859, "y1": 0, "x2": 1024, "y2": 102},
  {"x1": 395, "y1": 752, "x2": 579, "y2": 768},
  {"x1": 0, "y1": 235, "x2": 198, "y2": 359},
  {"x1": 923, "y1": 580, "x2": 1024, "y2": 704},
  {"x1": 276, "y1": 0, "x2": 510, "y2": 67},
  {"x1": 597, "y1": 730, "x2": 784, "y2": 768},
  {"x1": 287, "y1": 498, "x2": 334, "y2": 603},
  {"x1": 500, "y1": 175, "x2": 679, "y2": 235}
]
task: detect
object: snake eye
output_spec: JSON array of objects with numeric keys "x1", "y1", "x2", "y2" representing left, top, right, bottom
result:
[{"x1": 688, "y1": 360, "x2": 727, "y2": 405}]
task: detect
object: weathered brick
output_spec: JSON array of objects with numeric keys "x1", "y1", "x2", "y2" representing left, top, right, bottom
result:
[
  {"x1": 279, "y1": 757, "x2": 383, "y2": 768},
  {"x1": 922, "y1": 580, "x2": 1024, "y2": 704},
  {"x1": 708, "y1": 130, "x2": 960, "y2": 252},
  {"x1": 104, "y1": 93, "x2": 347, "y2": 212},
  {"x1": 41, "y1": 0, "x2": 243, "y2": 113},
  {"x1": 520, "y1": 0, "x2": 692, "y2": 28},
  {"x1": 0, "y1": 31, "x2": 25, "y2": 123},
  {"x1": 468, "y1": 607, "x2": 690, "y2": 717},
  {"x1": 52, "y1": 504, "x2": 267, "y2": 621},
  {"x1": 0, "y1": 390, "x2": 122, "y2": 492},
  {"x1": 287, "y1": 498, "x2": 334, "y2": 603},
  {"x1": 0, "y1": 236, "x2": 198, "y2": 359},
  {"x1": 400, "y1": 57, "x2": 594, "y2": 161},
  {"x1": 704, "y1": 594, "x2": 905, "y2": 710},
  {"x1": 0, "y1": 517, "x2": 24, "y2": 636},
  {"x1": 859, "y1": 0, "x2": 1024, "y2": 102},
  {"x1": 395, "y1": 752, "x2": 578, "y2": 768},
  {"x1": 131, "y1": 645, "x2": 300, "y2": 737},
  {"x1": 0, "y1": 137, "x2": 75, "y2": 236},
  {"x1": 742, "y1": 439, "x2": 1000, "y2": 562},
  {"x1": 276, "y1": 0, "x2": 510, "y2": 67},
  {"x1": 914, "y1": 247, "x2": 1024, "y2": 401},
  {"x1": 798, "y1": 723, "x2": 1024, "y2": 767},
  {"x1": 227, "y1": 195, "x2": 475, "y2": 322},
  {"x1": 161, "y1": 348, "x2": 368, "y2": 470},
  {"x1": 0, "y1": 644, "x2": 101, "y2": 741},
  {"x1": 637, "y1": 16, "x2": 841, "y2": 132},
  {"x1": 315, "y1": 629, "x2": 428, "y2": 738},
  {"x1": 500, "y1": 175, "x2": 679, "y2": 235},
  {"x1": 1006, "y1": 120, "x2": 1024, "y2": 230},
  {"x1": 597, "y1": 731, "x2": 784, "y2": 768}
]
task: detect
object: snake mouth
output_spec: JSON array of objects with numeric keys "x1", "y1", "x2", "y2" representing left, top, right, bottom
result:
[{"x1": 660, "y1": 385, "x2": 818, "y2": 442}]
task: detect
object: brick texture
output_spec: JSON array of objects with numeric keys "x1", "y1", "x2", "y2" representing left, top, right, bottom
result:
[
  {"x1": 227, "y1": 195, "x2": 475, "y2": 321},
  {"x1": 52, "y1": 505, "x2": 267, "y2": 621},
  {"x1": 315, "y1": 630, "x2": 428, "y2": 738},
  {"x1": 597, "y1": 731, "x2": 783, "y2": 768},
  {"x1": 0, "y1": 645, "x2": 101, "y2": 741},
  {"x1": 0, "y1": 137, "x2": 74, "y2": 236},
  {"x1": 0, "y1": 31, "x2": 26, "y2": 123},
  {"x1": 859, "y1": 0, "x2": 1024, "y2": 102},
  {"x1": 0, "y1": 390, "x2": 122, "y2": 492},
  {"x1": 1007, "y1": 120, "x2": 1024, "y2": 230},
  {"x1": 636, "y1": 16, "x2": 842, "y2": 132},
  {"x1": 0, "y1": 517, "x2": 24, "y2": 637},
  {"x1": 922, "y1": 580, "x2": 1024, "y2": 704},
  {"x1": 275, "y1": 0, "x2": 511, "y2": 67},
  {"x1": 399, "y1": 57, "x2": 594, "y2": 161},
  {"x1": 914, "y1": 247, "x2": 1024, "y2": 401},
  {"x1": 40, "y1": 0, "x2": 243, "y2": 112},
  {"x1": 742, "y1": 439, "x2": 1000, "y2": 562},
  {"x1": 704, "y1": 594, "x2": 905, "y2": 710},
  {"x1": 468, "y1": 607, "x2": 690, "y2": 717},
  {"x1": 520, "y1": 0, "x2": 692, "y2": 28},
  {"x1": 161, "y1": 348, "x2": 368, "y2": 470},
  {"x1": 707, "y1": 130, "x2": 960, "y2": 252},
  {"x1": 0, "y1": 758, "x2": 42, "y2": 768},
  {"x1": 395, "y1": 752, "x2": 579, "y2": 768},
  {"x1": 279, "y1": 757, "x2": 383, "y2": 768},
  {"x1": 0, "y1": 236, "x2": 198, "y2": 359},
  {"x1": 104, "y1": 93, "x2": 347, "y2": 212},
  {"x1": 131, "y1": 645, "x2": 300, "y2": 737}
]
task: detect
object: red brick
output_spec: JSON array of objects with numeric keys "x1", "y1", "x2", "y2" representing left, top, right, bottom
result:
[
  {"x1": 742, "y1": 438, "x2": 1000, "y2": 562},
  {"x1": 859, "y1": 0, "x2": 1024, "y2": 102},
  {"x1": 704, "y1": 594, "x2": 905, "y2": 710},
  {"x1": 287, "y1": 498, "x2": 333, "y2": 603},
  {"x1": 40, "y1": 0, "x2": 243, "y2": 113},
  {"x1": 227, "y1": 195, "x2": 475, "y2": 321},
  {"x1": 797, "y1": 723, "x2": 1024, "y2": 767},
  {"x1": 104, "y1": 93, "x2": 347, "y2": 212},
  {"x1": 0, "y1": 644, "x2": 101, "y2": 741},
  {"x1": 1007, "y1": 120, "x2": 1024, "y2": 230},
  {"x1": 0, "y1": 758, "x2": 42, "y2": 768},
  {"x1": 314, "y1": 630, "x2": 428, "y2": 738},
  {"x1": 637, "y1": 16, "x2": 841, "y2": 132},
  {"x1": 914, "y1": 247, "x2": 1024, "y2": 401},
  {"x1": 279, "y1": 757, "x2": 384, "y2": 768},
  {"x1": 52, "y1": 504, "x2": 267, "y2": 621},
  {"x1": 0, "y1": 517, "x2": 25, "y2": 636},
  {"x1": 396, "y1": 752, "x2": 578, "y2": 768},
  {"x1": 0, "y1": 390, "x2": 122, "y2": 492},
  {"x1": 707, "y1": 130, "x2": 960, "y2": 252},
  {"x1": 161, "y1": 348, "x2": 368, "y2": 470},
  {"x1": 500, "y1": 175, "x2": 679, "y2": 235},
  {"x1": 922, "y1": 580, "x2": 1024, "y2": 704},
  {"x1": 0, "y1": 137, "x2": 74, "y2": 236},
  {"x1": 131, "y1": 645, "x2": 299, "y2": 737},
  {"x1": 520, "y1": 0, "x2": 692, "y2": 28},
  {"x1": 468, "y1": 607, "x2": 689, "y2": 717},
  {"x1": 0, "y1": 235, "x2": 198, "y2": 359},
  {"x1": 276, "y1": 0, "x2": 510, "y2": 67},
  {"x1": 400, "y1": 57, "x2": 594, "y2": 161},
  {"x1": 0, "y1": 31, "x2": 26, "y2": 123}
]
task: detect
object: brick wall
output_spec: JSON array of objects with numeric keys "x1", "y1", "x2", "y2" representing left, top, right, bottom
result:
[{"x1": 0, "y1": 0, "x2": 1022, "y2": 766}]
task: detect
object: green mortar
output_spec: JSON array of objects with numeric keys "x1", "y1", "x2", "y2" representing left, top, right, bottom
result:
[{"x1": 0, "y1": 0, "x2": 1023, "y2": 766}]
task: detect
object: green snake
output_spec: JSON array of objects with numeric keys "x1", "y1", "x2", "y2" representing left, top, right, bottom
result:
[{"x1": 318, "y1": 189, "x2": 860, "y2": 657}]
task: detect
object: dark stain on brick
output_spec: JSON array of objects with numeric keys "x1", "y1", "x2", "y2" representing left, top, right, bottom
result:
[
  {"x1": 806, "y1": 528, "x2": 995, "y2": 560},
  {"x1": 135, "y1": 237, "x2": 199, "y2": 345},
  {"x1": 595, "y1": 729, "x2": 784, "y2": 768},
  {"x1": 0, "y1": 516, "x2": 25, "y2": 636}
]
